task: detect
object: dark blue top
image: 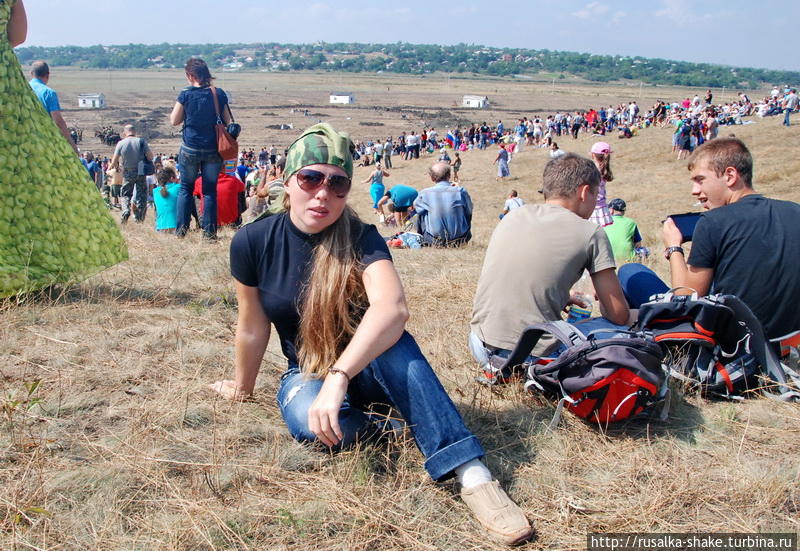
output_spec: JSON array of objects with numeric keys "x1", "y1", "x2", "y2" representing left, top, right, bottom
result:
[
  {"x1": 86, "y1": 160, "x2": 100, "y2": 181},
  {"x1": 177, "y1": 86, "x2": 229, "y2": 151},
  {"x1": 236, "y1": 163, "x2": 250, "y2": 182},
  {"x1": 230, "y1": 213, "x2": 392, "y2": 366}
]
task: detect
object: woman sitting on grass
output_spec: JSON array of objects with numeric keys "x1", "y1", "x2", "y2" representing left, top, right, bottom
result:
[{"x1": 210, "y1": 123, "x2": 532, "y2": 546}]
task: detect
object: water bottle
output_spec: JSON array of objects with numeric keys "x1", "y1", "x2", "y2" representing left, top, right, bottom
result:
[
  {"x1": 566, "y1": 295, "x2": 593, "y2": 324},
  {"x1": 566, "y1": 272, "x2": 594, "y2": 324}
]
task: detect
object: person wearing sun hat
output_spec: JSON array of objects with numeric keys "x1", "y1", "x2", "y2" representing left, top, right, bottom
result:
[
  {"x1": 213, "y1": 123, "x2": 534, "y2": 546},
  {"x1": 588, "y1": 141, "x2": 614, "y2": 226}
]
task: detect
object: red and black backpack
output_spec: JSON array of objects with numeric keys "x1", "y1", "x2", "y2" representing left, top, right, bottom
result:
[
  {"x1": 499, "y1": 321, "x2": 668, "y2": 427},
  {"x1": 635, "y1": 290, "x2": 800, "y2": 401}
]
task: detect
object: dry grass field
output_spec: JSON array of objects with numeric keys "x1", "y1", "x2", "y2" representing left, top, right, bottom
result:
[{"x1": 2, "y1": 71, "x2": 800, "y2": 550}]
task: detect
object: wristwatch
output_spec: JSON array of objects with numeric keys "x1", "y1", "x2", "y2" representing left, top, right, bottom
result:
[{"x1": 664, "y1": 246, "x2": 685, "y2": 260}]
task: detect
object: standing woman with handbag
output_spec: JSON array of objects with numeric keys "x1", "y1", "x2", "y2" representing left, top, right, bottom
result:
[{"x1": 170, "y1": 58, "x2": 232, "y2": 239}]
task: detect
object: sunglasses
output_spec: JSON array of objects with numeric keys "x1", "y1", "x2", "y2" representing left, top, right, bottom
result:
[{"x1": 295, "y1": 168, "x2": 351, "y2": 196}]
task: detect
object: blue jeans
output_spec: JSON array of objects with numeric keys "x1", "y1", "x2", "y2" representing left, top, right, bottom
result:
[
  {"x1": 617, "y1": 263, "x2": 670, "y2": 308},
  {"x1": 784, "y1": 108, "x2": 793, "y2": 126},
  {"x1": 177, "y1": 145, "x2": 222, "y2": 237},
  {"x1": 276, "y1": 331, "x2": 484, "y2": 481}
]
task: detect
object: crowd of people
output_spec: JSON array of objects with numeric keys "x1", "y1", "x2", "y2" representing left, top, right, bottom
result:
[{"x1": 58, "y1": 69, "x2": 799, "y2": 247}]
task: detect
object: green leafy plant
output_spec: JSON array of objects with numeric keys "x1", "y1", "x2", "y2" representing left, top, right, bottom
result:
[{"x1": 2, "y1": 379, "x2": 43, "y2": 436}]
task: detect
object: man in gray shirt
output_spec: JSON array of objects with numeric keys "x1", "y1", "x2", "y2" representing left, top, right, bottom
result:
[
  {"x1": 110, "y1": 124, "x2": 152, "y2": 223},
  {"x1": 470, "y1": 153, "x2": 631, "y2": 383}
]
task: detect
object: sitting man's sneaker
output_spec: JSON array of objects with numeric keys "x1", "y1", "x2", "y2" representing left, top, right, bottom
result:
[
  {"x1": 475, "y1": 355, "x2": 518, "y2": 386},
  {"x1": 461, "y1": 480, "x2": 533, "y2": 545}
]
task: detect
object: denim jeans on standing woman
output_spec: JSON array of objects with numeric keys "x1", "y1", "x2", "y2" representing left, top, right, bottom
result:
[
  {"x1": 177, "y1": 145, "x2": 222, "y2": 238},
  {"x1": 276, "y1": 331, "x2": 485, "y2": 481}
]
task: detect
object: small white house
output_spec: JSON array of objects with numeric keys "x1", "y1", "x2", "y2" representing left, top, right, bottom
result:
[
  {"x1": 78, "y1": 93, "x2": 106, "y2": 109},
  {"x1": 462, "y1": 95, "x2": 489, "y2": 108},
  {"x1": 330, "y1": 92, "x2": 355, "y2": 105}
]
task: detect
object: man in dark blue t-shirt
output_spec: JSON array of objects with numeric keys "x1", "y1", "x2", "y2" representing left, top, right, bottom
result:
[{"x1": 661, "y1": 137, "x2": 800, "y2": 342}]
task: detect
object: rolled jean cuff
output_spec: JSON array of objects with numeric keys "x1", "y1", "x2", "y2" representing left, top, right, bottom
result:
[{"x1": 424, "y1": 434, "x2": 484, "y2": 482}]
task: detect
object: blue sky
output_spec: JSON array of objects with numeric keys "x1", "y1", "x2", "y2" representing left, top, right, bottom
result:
[{"x1": 22, "y1": 0, "x2": 797, "y2": 72}]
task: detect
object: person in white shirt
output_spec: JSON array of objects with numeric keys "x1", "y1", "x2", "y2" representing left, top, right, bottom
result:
[
  {"x1": 499, "y1": 189, "x2": 524, "y2": 219},
  {"x1": 549, "y1": 142, "x2": 565, "y2": 159}
]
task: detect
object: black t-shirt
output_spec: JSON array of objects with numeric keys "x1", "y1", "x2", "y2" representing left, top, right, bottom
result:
[
  {"x1": 689, "y1": 194, "x2": 800, "y2": 339},
  {"x1": 230, "y1": 213, "x2": 392, "y2": 366}
]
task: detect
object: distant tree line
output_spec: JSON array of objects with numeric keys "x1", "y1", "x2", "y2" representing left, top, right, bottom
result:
[{"x1": 14, "y1": 42, "x2": 799, "y2": 89}]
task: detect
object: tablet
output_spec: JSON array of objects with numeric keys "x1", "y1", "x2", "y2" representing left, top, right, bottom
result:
[{"x1": 667, "y1": 212, "x2": 702, "y2": 243}]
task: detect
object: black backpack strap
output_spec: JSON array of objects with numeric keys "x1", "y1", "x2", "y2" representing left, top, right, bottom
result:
[
  {"x1": 498, "y1": 321, "x2": 586, "y2": 373},
  {"x1": 719, "y1": 295, "x2": 800, "y2": 401}
]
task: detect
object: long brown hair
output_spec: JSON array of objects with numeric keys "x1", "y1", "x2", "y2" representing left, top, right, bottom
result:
[
  {"x1": 592, "y1": 152, "x2": 614, "y2": 182},
  {"x1": 295, "y1": 203, "x2": 367, "y2": 377},
  {"x1": 184, "y1": 58, "x2": 214, "y2": 87}
]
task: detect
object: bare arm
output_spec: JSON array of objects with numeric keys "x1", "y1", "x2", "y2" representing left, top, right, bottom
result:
[
  {"x1": 209, "y1": 281, "x2": 271, "y2": 399},
  {"x1": 591, "y1": 267, "x2": 631, "y2": 326},
  {"x1": 223, "y1": 104, "x2": 233, "y2": 125},
  {"x1": 8, "y1": 0, "x2": 27, "y2": 47},
  {"x1": 667, "y1": 255, "x2": 713, "y2": 296},
  {"x1": 307, "y1": 259, "x2": 409, "y2": 447},
  {"x1": 169, "y1": 102, "x2": 184, "y2": 126},
  {"x1": 51, "y1": 110, "x2": 79, "y2": 154}
]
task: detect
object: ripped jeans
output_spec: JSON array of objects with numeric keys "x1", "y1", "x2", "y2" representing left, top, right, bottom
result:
[{"x1": 276, "y1": 331, "x2": 484, "y2": 481}]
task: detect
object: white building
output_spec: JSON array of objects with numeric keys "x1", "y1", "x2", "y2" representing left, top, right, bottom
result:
[
  {"x1": 78, "y1": 93, "x2": 106, "y2": 109},
  {"x1": 462, "y1": 95, "x2": 489, "y2": 108},
  {"x1": 329, "y1": 92, "x2": 355, "y2": 104}
]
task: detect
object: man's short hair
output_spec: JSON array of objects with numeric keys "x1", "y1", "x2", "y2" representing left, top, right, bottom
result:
[
  {"x1": 30, "y1": 60, "x2": 50, "y2": 78},
  {"x1": 542, "y1": 153, "x2": 600, "y2": 200},
  {"x1": 429, "y1": 161, "x2": 451, "y2": 182},
  {"x1": 124, "y1": 124, "x2": 136, "y2": 135},
  {"x1": 688, "y1": 137, "x2": 753, "y2": 187}
]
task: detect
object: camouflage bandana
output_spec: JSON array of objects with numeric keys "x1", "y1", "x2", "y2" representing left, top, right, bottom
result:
[{"x1": 284, "y1": 123, "x2": 355, "y2": 179}]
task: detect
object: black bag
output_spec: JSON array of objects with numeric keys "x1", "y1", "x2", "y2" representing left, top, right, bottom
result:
[
  {"x1": 139, "y1": 138, "x2": 155, "y2": 176},
  {"x1": 499, "y1": 321, "x2": 668, "y2": 427},
  {"x1": 635, "y1": 290, "x2": 800, "y2": 401}
]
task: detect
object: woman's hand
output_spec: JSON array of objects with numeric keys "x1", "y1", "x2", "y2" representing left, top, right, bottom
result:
[
  {"x1": 307, "y1": 374, "x2": 349, "y2": 447},
  {"x1": 208, "y1": 380, "x2": 252, "y2": 401}
]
